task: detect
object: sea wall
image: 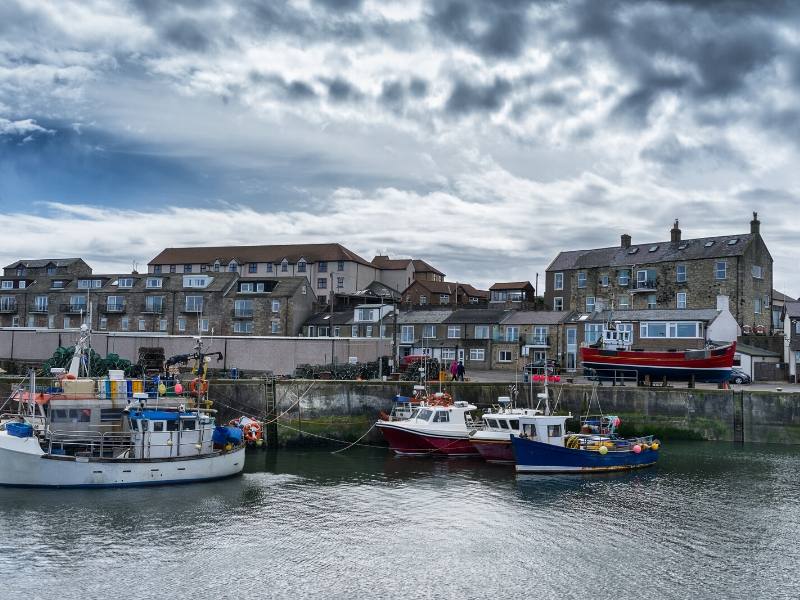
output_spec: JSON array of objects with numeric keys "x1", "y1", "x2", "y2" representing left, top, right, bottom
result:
[
  {"x1": 208, "y1": 380, "x2": 800, "y2": 446},
  {"x1": 3, "y1": 377, "x2": 798, "y2": 446}
]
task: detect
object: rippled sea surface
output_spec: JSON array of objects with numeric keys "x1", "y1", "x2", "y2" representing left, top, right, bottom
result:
[{"x1": 1, "y1": 442, "x2": 799, "y2": 600}]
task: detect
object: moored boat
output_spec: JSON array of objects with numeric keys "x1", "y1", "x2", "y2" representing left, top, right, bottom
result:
[
  {"x1": 376, "y1": 397, "x2": 480, "y2": 456},
  {"x1": 469, "y1": 396, "x2": 541, "y2": 463},
  {"x1": 0, "y1": 327, "x2": 247, "y2": 488},
  {"x1": 511, "y1": 413, "x2": 660, "y2": 474}
]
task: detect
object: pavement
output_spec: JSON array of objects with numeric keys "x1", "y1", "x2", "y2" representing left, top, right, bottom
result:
[{"x1": 464, "y1": 369, "x2": 800, "y2": 393}]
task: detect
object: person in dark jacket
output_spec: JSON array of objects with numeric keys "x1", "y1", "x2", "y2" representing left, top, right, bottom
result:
[{"x1": 457, "y1": 360, "x2": 465, "y2": 381}]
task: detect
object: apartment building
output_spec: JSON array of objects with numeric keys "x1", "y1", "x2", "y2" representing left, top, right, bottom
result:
[
  {"x1": 544, "y1": 214, "x2": 773, "y2": 331},
  {"x1": 0, "y1": 260, "x2": 313, "y2": 336},
  {"x1": 148, "y1": 243, "x2": 378, "y2": 301}
]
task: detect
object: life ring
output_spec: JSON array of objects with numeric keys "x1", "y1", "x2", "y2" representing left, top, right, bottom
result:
[
  {"x1": 243, "y1": 422, "x2": 262, "y2": 443},
  {"x1": 189, "y1": 378, "x2": 209, "y2": 396}
]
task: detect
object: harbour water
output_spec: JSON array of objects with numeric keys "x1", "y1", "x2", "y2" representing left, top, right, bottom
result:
[{"x1": 1, "y1": 442, "x2": 798, "y2": 599}]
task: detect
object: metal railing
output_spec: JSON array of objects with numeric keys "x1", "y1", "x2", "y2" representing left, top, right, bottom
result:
[
  {"x1": 524, "y1": 334, "x2": 550, "y2": 346},
  {"x1": 0, "y1": 302, "x2": 18, "y2": 313},
  {"x1": 101, "y1": 302, "x2": 126, "y2": 313},
  {"x1": 232, "y1": 308, "x2": 254, "y2": 318},
  {"x1": 141, "y1": 303, "x2": 165, "y2": 314},
  {"x1": 29, "y1": 304, "x2": 49, "y2": 313},
  {"x1": 631, "y1": 280, "x2": 657, "y2": 292},
  {"x1": 583, "y1": 367, "x2": 639, "y2": 385},
  {"x1": 59, "y1": 303, "x2": 88, "y2": 314}
]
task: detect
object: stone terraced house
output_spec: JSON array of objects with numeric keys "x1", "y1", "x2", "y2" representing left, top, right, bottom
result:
[{"x1": 544, "y1": 214, "x2": 773, "y2": 332}]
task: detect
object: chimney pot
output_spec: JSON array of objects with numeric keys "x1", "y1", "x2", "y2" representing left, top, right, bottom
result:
[
  {"x1": 621, "y1": 234, "x2": 631, "y2": 249},
  {"x1": 750, "y1": 211, "x2": 760, "y2": 235},
  {"x1": 670, "y1": 219, "x2": 681, "y2": 243}
]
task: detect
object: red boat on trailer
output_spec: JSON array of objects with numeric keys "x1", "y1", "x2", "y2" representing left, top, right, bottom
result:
[{"x1": 580, "y1": 326, "x2": 736, "y2": 383}]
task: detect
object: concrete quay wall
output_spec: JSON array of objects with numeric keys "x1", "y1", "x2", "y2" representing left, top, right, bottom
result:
[{"x1": 208, "y1": 380, "x2": 800, "y2": 446}]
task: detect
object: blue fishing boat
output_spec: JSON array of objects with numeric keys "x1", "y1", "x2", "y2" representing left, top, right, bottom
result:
[{"x1": 511, "y1": 413, "x2": 660, "y2": 473}]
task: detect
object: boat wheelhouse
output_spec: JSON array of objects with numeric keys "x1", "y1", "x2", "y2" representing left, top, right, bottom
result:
[{"x1": 469, "y1": 396, "x2": 542, "y2": 463}]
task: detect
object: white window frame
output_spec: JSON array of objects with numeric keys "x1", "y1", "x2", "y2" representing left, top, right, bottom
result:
[
  {"x1": 505, "y1": 326, "x2": 519, "y2": 342},
  {"x1": 118, "y1": 278, "x2": 134, "y2": 288},
  {"x1": 618, "y1": 295, "x2": 630, "y2": 310},
  {"x1": 553, "y1": 297, "x2": 563, "y2": 311},
  {"x1": 439, "y1": 294, "x2": 450, "y2": 304},
  {"x1": 177, "y1": 317, "x2": 186, "y2": 332},
  {"x1": 423, "y1": 324, "x2": 436, "y2": 338},
  {"x1": 752, "y1": 265, "x2": 763, "y2": 279},
  {"x1": 676, "y1": 264, "x2": 686, "y2": 283},
  {"x1": 586, "y1": 296, "x2": 595, "y2": 313},
  {"x1": 447, "y1": 325, "x2": 461, "y2": 339},
  {"x1": 146, "y1": 278, "x2": 163, "y2": 289},
  {"x1": 401, "y1": 325, "x2": 414, "y2": 343},
  {"x1": 754, "y1": 298, "x2": 761, "y2": 314},
  {"x1": 577, "y1": 271, "x2": 586, "y2": 288},
  {"x1": 469, "y1": 348, "x2": 485, "y2": 361},
  {"x1": 498, "y1": 350, "x2": 513, "y2": 363},
  {"x1": 474, "y1": 325, "x2": 489, "y2": 339},
  {"x1": 554, "y1": 272, "x2": 564, "y2": 290},
  {"x1": 272, "y1": 300, "x2": 280, "y2": 313},
  {"x1": 185, "y1": 296, "x2": 203, "y2": 313},
  {"x1": 200, "y1": 318, "x2": 210, "y2": 332},
  {"x1": 677, "y1": 292, "x2": 687, "y2": 309},
  {"x1": 618, "y1": 270, "x2": 630, "y2": 286},
  {"x1": 715, "y1": 261, "x2": 727, "y2": 280}
]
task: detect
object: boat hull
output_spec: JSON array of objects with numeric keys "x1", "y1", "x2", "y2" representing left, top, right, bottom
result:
[
  {"x1": 580, "y1": 343, "x2": 735, "y2": 383},
  {"x1": 376, "y1": 422, "x2": 477, "y2": 456},
  {"x1": 470, "y1": 438, "x2": 514, "y2": 463},
  {"x1": 512, "y1": 436, "x2": 659, "y2": 473},
  {"x1": 0, "y1": 432, "x2": 246, "y2": 488}
]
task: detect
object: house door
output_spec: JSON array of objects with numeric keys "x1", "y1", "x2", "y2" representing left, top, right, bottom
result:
[
  {"x1": 457, "y1": 348, "x2": 465, "y2": 362},
  {"x1": 566, "y1": 327, "x2": 577, "y2": 371}
]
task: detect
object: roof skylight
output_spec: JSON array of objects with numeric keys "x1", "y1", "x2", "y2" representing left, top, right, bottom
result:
[
  {"x1": 648, "y1": 245, "x2": 659, "y2": 252},
  {"x1": 627, "y1": 247, "x2": 639, "y2": 254},
  {"x1": 678, "y1": 244, "x2": 688, "y2": 250},
  {"x1": 704, "y1": 241, "x2": 715, "y2": 247},
  {"x1": 727, "y1": 239, "x2": 738, "y2": 245}
]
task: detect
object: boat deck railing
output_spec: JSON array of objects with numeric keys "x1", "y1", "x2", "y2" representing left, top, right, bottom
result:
[{"x1": 584, "y1": 367, "x2": 639, "y2": 385}]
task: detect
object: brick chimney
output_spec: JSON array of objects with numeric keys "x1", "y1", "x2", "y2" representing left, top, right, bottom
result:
[
  {"x1": 670, "y1": 219, "x2": 681, "y2": 243},
  {"x1": 750, "y1": 211, "x2": 760, "y2": 235},
  {"x1": 621, "y1": 234, "x2": 631, "y2": 248}
]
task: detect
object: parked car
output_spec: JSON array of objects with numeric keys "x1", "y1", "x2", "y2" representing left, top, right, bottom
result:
[
  {"x1": 729, "y1": 368, "x2": 751, "y2": 385},
  {"x1": 523, "y1": 359, "x2": 560, "y2": 375}
]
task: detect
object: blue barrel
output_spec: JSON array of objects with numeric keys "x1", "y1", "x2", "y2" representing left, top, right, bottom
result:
[{"x1": 230, "y1": 368, "x2": 239, "y2": 379}]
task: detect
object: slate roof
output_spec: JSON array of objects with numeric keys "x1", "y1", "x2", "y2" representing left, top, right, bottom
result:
[
  {"x1": 396, "y1": 310, "x2": 453, "y2": 324},
  {"x1": 14, "y1": 273, "x2": 239, "y2": 295},
  {"x1": 784, "y1": 301, "x2": 800, "y2": 319},
  {"x1": 4, "y1": 258, "x2": 85, "y2": 269},
  {"x1": 371, "y1": 256, "x2": 411, "y2": 270},
  {"x1": 547, "y1": 233, "x2": 755, "y2": 271},
  {"x1": 411, "y1": 259, "x2": 444, "y2": 276},
  {"x1": 149, "y1": 243, "x2": 373, "y2": 267},
  {"x1": 772, "y1": 289, "x2": 796, "y2": 302},
  {"x1": 500, "y1": 310, "x2": 569, "y2": 326},
  {"x1": 443, "y1": 309, "x2": 508, "y2": 324},
  {"x1": 735, "y1": 343, "x2": 781, "y2": 358},
  {"x1": 565, "y1": 308, "x2": 722, "y2": 324},
  {"x1": 490, "y1": 281, "x2": 534, "y2": 291},
  {"x1": 459, "y1": 283, "x2": 489, "y2": 298},
  {"x1": 304, "y1": 311, "x2": 353, "y2": 326}
]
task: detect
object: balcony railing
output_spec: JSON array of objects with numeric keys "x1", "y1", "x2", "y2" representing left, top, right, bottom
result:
[
  {"x1": 142, "y1": 303, "x2": 165, "y2": 314},
  {"x1": 232, "y1": 309, "x2": 254, "y2": 318},
  {"x1": 59, "y1": 303, "x2": 88, "y2": 314},
  {"x1": 101, "y1": 302, "x2": 126, "y2": 314},
  {"x1": 0, "y1": 302, "x2": 17, "y2": 314},
  {"x1": 29, "y1": 304, "x2": 49, "y2": 313},
  {"x1": 630, "y1": 279, "x2": 657, "y2": 292},
  {"x1": 492, "y1": 333, "x2": 520, "y2": 343},
  {"x1": 524, "y1": 334, "x2": 550, "y2": 347},
  {"x1": 181, "y1": 306, "x2": 204, "y2": 314}
]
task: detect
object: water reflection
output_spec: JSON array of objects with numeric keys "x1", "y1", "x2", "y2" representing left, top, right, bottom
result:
[{"x1": 1, "y1": 442, "x2": 798, "y2": 600}]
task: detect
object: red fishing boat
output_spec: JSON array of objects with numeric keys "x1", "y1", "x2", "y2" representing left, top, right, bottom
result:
[
  {"x1": 580, "y1": 326, "x2": 736, "y2": 383},
  {"x1": 376, "y1": 396, "x2": 480, "y2": 456}
]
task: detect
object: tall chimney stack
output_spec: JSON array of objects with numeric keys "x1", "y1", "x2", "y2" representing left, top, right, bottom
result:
[
  {"x1": 750, "y1": 211, "x2": 760, "y2": 235},
  {"x1": 670, "y1": 219, "x2": 681, "y2": 243},
  {"x1": 621, "y1": 234, "x2": 631, "y2": 248}
]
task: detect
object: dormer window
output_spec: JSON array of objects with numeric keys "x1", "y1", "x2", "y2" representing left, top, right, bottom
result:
[
  {"x1": 184, "y1": 276, "x2": 210, "y2": 288},
  {"x1": 297, "y1": 259, "x2": 307, "y2": 273},
  {"x1": 146, "y1": 277, "x2": 163, "y2": 289},
  {"x1": 52, "y1": 280, "x2": 65, "y2": 289},
  {"x1": 214, "y1": 261, "x2": 221, "y2": 272},
  {"x1": 117, "y1": 278, "x2": 134, "y2": 288},
  {"x1": 228, "y1": 261, "x2": 238, "y2": 272},
  {"x1": 47, "y1": 265, "x2": 56, "y2": 275},
  {"x1": 281, "y1": 260, "x2": 288, "y2": 273},
  {"x1": 16, "y1": 267, "x2": 25, "y2": 276},
  {"x1": 1, "y1": 281, "x2": 12, "y2": 289},
  {"x1": 77, "y1": 279, "x2": 102, "y2": 289}
]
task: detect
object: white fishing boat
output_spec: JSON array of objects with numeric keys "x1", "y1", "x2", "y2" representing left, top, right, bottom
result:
[
  {"x1": 0, "y1": 326, "x2": 246, "y2": 488},
  {"x1": 469, "y1": 396, "x2": 542, "y2": 463}
]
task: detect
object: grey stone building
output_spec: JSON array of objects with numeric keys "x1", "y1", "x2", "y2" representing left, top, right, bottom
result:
[
  {"x1": 544, "y1": 214, "x2": 773, "y2": 331},
  {"x1": 0, "y1": 260, "x2": 313, "y2": 336}
]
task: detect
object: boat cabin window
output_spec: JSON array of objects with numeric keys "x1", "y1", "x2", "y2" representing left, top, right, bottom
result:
[
  {"x1": 547, "y1": 424, "x2": 562, "y2": 437},
  {"x1": 51, "y1": 408, "x2": 91, "y2": 423},
  {"x1": 432, "y1": 411, "x2": 450, "y2": 423},
  {"x1": 139, "y1": 420, "x2": 149, "y2": 432},
  {"x1": 181, "y1": 419, "x2": 196, "y2": 431},
  {"x1": 152, "y1": 421, "x2": 165, "y2": 432},
  {"x1": 486, "y1": 418, "x2": 499, "y2": 429},
  {"x1": 409, "y1": 409, "x2": 419, "y2": 419},
  {"x1": 508, "y1": 419, "x2": 519, "y2": 431},
  {"x1": 523, "y1": 423, "x2": 537, "y2": 439},
  {"x1": 417, "y1": 409, "x2": 433, "y2": 422},
  {"x1": 498, "y1": 420, "x2": 509, "y2": 430}
]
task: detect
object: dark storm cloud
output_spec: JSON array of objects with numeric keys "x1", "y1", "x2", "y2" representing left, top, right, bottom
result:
[
  {"x1": 311, "y1": 0, "x2": 363, "y2": 11},
  {"x1": 428, "y1": 0, "x2": 531, "y2": 59},
  {"x1": 162, "y1": 19, "x2": 213, "y2": 52},
  {"x1": 379, "y1": 80, "x2": 405, "y2": 110},
  {"x1": 639, "y1": 133, "x2": 747, "y2": 170},
  {"x1": 409, "y1": 78, "x2": 428, "y2": 98},
  {"x1": 446, "y1": 77, "x2": 512, "y2": 115},
  {"x1": 325, "y1": 77, "x2": 361, "y2": 103},
  {"x1": 249, "y1": 72, "x2": 318, "y2": 100}
]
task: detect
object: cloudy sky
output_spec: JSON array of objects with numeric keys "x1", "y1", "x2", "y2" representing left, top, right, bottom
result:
[{"x1": 1, "y1": 0, "x2": 798, "y2": 295}]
